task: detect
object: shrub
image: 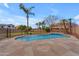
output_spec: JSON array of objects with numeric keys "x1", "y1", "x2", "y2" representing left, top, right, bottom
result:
[{"x1": 44, "y1": 27, "x2": 50, "y2": 32}]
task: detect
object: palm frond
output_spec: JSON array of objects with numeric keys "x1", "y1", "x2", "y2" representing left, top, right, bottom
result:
[
  {"x1": 19, "y1": 3, "x2": 28, "y2": 13},
  {"x1": 28, "y1": 6, "x2": 35, "y2": 12},
  {"x1": 19, "y1": 3, "x2": 24, "y2": 9}
]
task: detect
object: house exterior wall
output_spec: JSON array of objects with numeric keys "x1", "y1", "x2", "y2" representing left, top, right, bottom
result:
[
  {"x1": 50, "y1": 23, "x2": 70, "y2": 33},
  {"x1": 0, "y1": 24, "x2": 15, "y2": 29}
]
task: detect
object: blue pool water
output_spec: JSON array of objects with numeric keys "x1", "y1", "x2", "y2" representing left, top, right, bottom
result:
[{"x1": 16, "y1": 33, "x2": 69, "y2": 41}]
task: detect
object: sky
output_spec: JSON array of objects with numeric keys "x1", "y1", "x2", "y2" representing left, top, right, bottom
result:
[{"x1": 0, "y1": 3, "x2": 79, "y2": 28}]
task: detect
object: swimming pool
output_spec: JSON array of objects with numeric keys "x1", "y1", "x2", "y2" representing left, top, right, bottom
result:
[{"x1": 16, "y1": 33, "x2": 69, "y2": 41}]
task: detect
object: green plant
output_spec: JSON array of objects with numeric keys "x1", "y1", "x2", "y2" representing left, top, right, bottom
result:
[
  {"x1": 36, "y1": 22, "x2": 42, "y2": 29},
  {"x1": 19, "y1": 3, "x2": 35, "y2": 34},
  {"x1": 18, "y1": 25, "x2": 26, "y2": 31},
  {"x1": 44, "y1": 27, "x2": 50, "y2": 32},
  {"x1": 25, "y1": 26, "x2": 32, "y2": 31}
]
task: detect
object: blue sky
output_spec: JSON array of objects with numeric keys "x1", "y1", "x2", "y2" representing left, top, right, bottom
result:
[{"x1": 0, "y1": 3, "x2": 79, "y2": 28}]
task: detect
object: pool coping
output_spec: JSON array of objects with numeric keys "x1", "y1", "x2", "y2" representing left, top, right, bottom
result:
[{"x1": 14, "y1": 32, "x2": 78, "y2": 42}]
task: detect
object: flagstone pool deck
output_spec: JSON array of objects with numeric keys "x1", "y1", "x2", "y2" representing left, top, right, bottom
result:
[{"x1": 0, "y1": 35, "x2": 79, "y2": 56}]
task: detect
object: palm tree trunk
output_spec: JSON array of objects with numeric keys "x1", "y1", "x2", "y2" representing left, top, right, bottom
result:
[{"x1": 27, "y1": 13, "x2": 29, "y2": 34}]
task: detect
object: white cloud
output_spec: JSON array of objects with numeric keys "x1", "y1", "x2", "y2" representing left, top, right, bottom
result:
[
  {"x1": 74, "y1": 15, "x2": 79, "y2": 20},
  {"x1": 73, "y1": 15, "x2": 79, "y2": 25},
  {"x1": 0, "y1": 9, "x2": 44, "y2": 28},
  {"x1": 3, "y1": 3, "x2": 9, "y2": 8},
  {"x1": 29, "y1": 18, "x2": 43, "y2": 28},
  {"x1": 51, "y1": 8, "x2": 59, "y2": 15}
]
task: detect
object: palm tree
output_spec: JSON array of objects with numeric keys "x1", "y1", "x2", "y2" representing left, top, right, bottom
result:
[
  {"x1": 36, "y1": 22, "x2": 42, "y2": 29},
  {"x1": 19, "y1": 3, "x2": 35, "y2": 34},
  {"x1": 41, "y1": 21, "x2": 46, "y2": 29},
  {"x1": 68, "y1": 18, "x2": 72, "y2": 34}
]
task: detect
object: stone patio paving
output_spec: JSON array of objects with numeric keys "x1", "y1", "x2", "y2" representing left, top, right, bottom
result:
[{"x1": 0, "y1": 36, "x2": 79, "y2": 56}]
